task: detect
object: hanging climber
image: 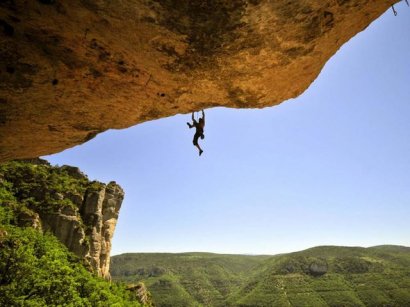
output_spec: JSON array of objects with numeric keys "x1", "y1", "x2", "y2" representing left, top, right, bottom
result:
[{"x1": 187, "y1": 110, "x2": 205, "y2": 156}]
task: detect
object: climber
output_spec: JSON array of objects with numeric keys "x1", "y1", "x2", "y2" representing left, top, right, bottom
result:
[{"x1": 187, "y1": 110, "x2": 205, "y2": 156}]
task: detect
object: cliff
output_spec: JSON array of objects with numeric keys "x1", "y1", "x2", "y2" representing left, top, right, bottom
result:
[
  {"x1": 0, "y1": 0, "x2": 397, "y2": 162},
  {"x1": 0, "y1": 159, "x2": 123, "y2": 279}
]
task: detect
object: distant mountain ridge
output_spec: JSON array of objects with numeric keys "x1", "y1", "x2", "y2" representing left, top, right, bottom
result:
[{"x1": 111, "y1": 245, "x2": 410, "y2": 307}]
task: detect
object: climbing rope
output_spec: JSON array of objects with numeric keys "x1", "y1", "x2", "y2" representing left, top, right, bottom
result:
[{"x1": 406, "y1": 0, "x2": 409, "y2": 7}]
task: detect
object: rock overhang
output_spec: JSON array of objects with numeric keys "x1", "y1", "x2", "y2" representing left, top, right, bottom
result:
[{"x1": 0, "y1": 0, "x2": 398, "y2": 161}]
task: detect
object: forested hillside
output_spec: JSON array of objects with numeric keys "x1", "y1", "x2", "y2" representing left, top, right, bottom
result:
[
  {"x1": 0, "y1": 160, "x2": 144, "y2": 306},
  {"x1": 111, "y1": 246, "x2": 410, "y2": 306},
  {"x1": 112, "y1": 253, "x2": 270, "y2": 306}
]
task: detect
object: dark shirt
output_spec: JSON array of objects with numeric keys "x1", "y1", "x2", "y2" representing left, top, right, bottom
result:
[{"x1": 194, "y1": 121, "x2": 204, "y2": 135}]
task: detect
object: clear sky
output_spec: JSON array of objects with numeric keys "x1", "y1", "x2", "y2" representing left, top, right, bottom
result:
[{"x1": 45, "y1": 5, "x2": 410, "y2": 256}]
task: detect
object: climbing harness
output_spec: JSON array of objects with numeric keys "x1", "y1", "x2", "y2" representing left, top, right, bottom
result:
[{"x1": 392, "y1": 5, "x2": 397, "y2": 16}]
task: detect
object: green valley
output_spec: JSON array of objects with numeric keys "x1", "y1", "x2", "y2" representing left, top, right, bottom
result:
[{"x1": 111, "y1": 246, "x2": 410, "y2": 306}]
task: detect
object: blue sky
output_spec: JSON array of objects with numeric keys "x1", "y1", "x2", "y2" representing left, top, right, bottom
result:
[{"x1": 45, "y1": 5, "x2": 410, "y2": 255}]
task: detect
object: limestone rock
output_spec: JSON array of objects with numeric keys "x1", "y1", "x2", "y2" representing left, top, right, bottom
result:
[
  {"x1": 0, "y1": 229, "x2": 7, "y2": 241},
  {"x1": 42, "y1": 181, "x2": 125, "y2": 279},
  {"x1": 61, "y1": 165, "x2": 88, "y2": 180},
  {"x1": 0, "y1": 229, "x2": 8, "y2": 248},
  {"x1": 127, "y1": 282, "x2": 154, "y2": 307},
  {"x1": 0, "y1": 0, "x2": 397, "y2": 162},
  {"x1": 41, "y1": 207, "x2": 89, "y2": 263},
  {"x1": 308, "y1": 260, "x2": 328, "y2": 276},
  {"x1": 0, "y1": 160, "x2": 124, "y2": 279},
  {"x1": 17, "y1": 210, "x2": 42, "y2": 230},
  {"x1": 80, "y1": 181, "x2": 124, "y2": 279},
  {"x1": 100, "y1": 182, "x2": 124, "y2": 279}
]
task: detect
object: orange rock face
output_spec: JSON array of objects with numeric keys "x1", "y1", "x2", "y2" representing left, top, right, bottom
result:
[{"x1": 0, "y1": 0, "x2": 396, "y2": 161}]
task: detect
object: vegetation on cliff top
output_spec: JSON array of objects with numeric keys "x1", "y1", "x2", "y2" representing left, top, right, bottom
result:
[
  {"x1": 0, "y1": 160, "x2": 142, "y2": 306},
  {"x1": 0, "y1": 159, "x2": 92, "y2": 214},
  {"x1": 111, "y1": 246, "x2": 410, "y2": 307}
]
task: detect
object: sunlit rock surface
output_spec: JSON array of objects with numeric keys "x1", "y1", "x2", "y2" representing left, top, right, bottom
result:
[
  {"x1": 0, "y1": 159, "x2": 124, "y2": 279},
  {"x1": 0, "y1": 0, "x2": 396, "y2": 161},
  {"x1": 41, "y1": 180, "x2": 124, "y2": 279}
]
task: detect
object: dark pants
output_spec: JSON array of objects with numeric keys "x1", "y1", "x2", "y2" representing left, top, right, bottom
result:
[{"x1": 193, "y1": 132, "x2": 202, "y2": 146}]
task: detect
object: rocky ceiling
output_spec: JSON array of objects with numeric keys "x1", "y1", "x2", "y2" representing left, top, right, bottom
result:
[{"x1": 0, "y1": 0, "x2": 397, "y2": 162}]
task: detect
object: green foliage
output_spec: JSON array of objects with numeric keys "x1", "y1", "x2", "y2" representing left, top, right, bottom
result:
[
  {"x1": 0, "y1": 205, "x2": 13, "y2": 225},
  {"x1": 0, "y1": 160, "x2": 91, "y2": 213},
  {"x1": 111, "y1": 253, "x2": 270, "y2": 307},
  {"x1": 111, "y1": 247, "x2": 410, "y2": 307},
  {"x1": 0, "y1": 160, "x2": 142, "y2": 306},
  {"x1": 0, "y1": 178, "x2": 15, "y2": 202},
  {"x1": 0, "y1": 225, "x2": 140, "y2": 306}
]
